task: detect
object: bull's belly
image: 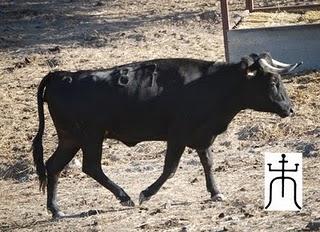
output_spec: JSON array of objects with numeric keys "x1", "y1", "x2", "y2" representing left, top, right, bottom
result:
[{"x1": 106, "y1": 120, "x2": 168, "y2": 145}]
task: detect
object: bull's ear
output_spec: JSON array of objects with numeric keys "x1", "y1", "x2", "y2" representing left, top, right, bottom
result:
[
  {"x1": 240, "y1": 57, "x2": 257, "y2": 79},
  {"x1": 249, "y1": 53, "x2": 260, "y2": 62}
]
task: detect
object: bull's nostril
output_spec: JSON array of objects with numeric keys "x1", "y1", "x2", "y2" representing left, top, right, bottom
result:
[{"x1": 289, "y1": 108, "x2": 295, "y2": 116}]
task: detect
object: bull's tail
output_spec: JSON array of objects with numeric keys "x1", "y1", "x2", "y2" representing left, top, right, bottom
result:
[{"x1": 32, "y1": 73, "x2": 52, "y2": 193}]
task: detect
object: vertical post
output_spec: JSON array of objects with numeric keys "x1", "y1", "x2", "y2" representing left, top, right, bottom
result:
[
  {"x1": 245, "y1": 0, "x2": 254, "y2": 12},
  {"x1": 220, "y1": 0, "x2": 230, "y2": 62}
]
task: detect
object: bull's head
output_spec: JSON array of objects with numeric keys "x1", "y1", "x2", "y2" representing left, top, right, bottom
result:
[{"x1": 240, "y1": 53, "x2": 302, "y2": 118}]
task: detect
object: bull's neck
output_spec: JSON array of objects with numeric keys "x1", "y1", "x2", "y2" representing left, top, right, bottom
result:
[{"x1": 207, "y1": 63, "x2": 246, "y2": 128}]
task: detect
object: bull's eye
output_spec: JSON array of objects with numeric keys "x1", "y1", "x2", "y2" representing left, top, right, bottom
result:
[{"x1": 271, "y1": 82, "x2": 278, "y2": 94}]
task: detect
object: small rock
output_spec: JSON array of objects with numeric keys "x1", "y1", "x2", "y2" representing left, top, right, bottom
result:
[
  {"x1": 220, "y1": 141, "x2": 231, "y2": 147},
  {"x1": 215, "y1": 165, "x2": 226, "y2": 172},
  {"x1": 150, "y1": 208, "x2": 161, "y2": 215},
  {"x1": 14, "y1": 61, "x2": 26, "y2": 68},
  {"x1": 87, "y1": 209, "x2": 99, "y2": 216},
  {"x1": 139, "y1": 206, "x2": 148, "y2": 211},
  {"x1": 80, "y1": 209, "x2": 99, "y2": 217},
  {"x1": 240, "y1": 207, "x2": 246, "y2": 213},
  {"x1": 218, "y1": 227, "x2": 228, "y2": 231},
  {"x1": 24, "y1": 57, "x2": 31, "y2": 64},
  {"x1": 139, "y1": 223, "x2": 150, "y2": 229},
  {"x1": 297, "y1": 84, "x2": 307, "y2": 90},
  {"x1": 5, "y1": 67, "x2": 14, "y2": 72},
  {"x1": 46, "y1": 57, "x2": 60, "y2": 68},
  {"x1": 244, "y1": 212, "x2": 254, "y2": 218},
  {"x1": 164, "y1": 218, "x2": 180, "y2": 227},
  {"x1": 190, "y1": 178, "x2": 199, "y2": 184},
  {"x1": 48, "y1": 46, "x2": 61, "y2": 53},
  {"x1": 218, "y1": 212, "x2": 225, "y2": 218},
  {"x1": 162, "y1": 201, "x2": 172, "y2": 209},
  {"x1": 180, "y1": 226, "x2": 188, "y2": 232},
  {"x1": 95, "y1": 1, "x2": 105, "y2": 6}
]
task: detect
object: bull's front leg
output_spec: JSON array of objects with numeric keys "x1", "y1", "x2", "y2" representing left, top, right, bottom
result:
[
  {"x1": 196, "y1": 148, "x2": 224, "y2": 201},
  {"x1": 139, "y1": 140, "x2": 185, "y2": 205}
]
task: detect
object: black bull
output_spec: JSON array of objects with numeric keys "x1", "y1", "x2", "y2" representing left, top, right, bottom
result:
[{"x1": 32, "y1": 53, "x2": 301, "y2": 218}]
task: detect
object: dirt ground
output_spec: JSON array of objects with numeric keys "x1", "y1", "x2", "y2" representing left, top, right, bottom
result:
[{"x1": 0, "y1": 0, "x2": 319, "y2": 231}]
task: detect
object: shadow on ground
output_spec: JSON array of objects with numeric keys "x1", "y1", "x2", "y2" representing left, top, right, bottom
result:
[{"x1": 0, "y1": 0, "x2": 219, "y2": 50}]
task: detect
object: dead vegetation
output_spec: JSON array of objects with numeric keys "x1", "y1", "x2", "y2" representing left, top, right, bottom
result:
[
  {"x1": 238, "y1": 10, "x2": 320, "y2": 28},
  {"x1": 0, "y1": 0, "x2": 319, "y2": 231}
]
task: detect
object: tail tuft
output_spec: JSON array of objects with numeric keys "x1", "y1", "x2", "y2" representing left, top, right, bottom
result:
[
  {"x1": 32, "y1": 73, "x2": 51, "y2": 193},
  {"x1": 32, "y1": 133, "x2": 47, "y2": 193}
]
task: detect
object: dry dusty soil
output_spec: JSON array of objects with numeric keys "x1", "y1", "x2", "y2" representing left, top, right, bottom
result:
[{"x1": 0, "y1": 0, "x2": 319, "y2": 231}]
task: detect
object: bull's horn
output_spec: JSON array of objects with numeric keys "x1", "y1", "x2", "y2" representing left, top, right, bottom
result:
[
  {"x1": 259, "y1": 58, "x2": 284, "y2": 73},
  {"x1": 271, "y1": 59, "x2": 303, "y2": 69},
  {"x1": 259, "y1": 58, "x2": 302, "y2": 74},
  {"x1": 271, "y1": 58, "x2": 292, "y2": 68},
  {"x1": 284, "y1": 61, "x2": 303, "y2": 73}
]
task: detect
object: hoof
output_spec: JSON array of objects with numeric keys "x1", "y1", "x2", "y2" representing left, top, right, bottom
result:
[
  {"x1": 52, "y1": 211, "x2": 65, "y2": 219},
  {"x1": 139, "y1": 191, "x2": 151, "y2": 205},
  {"x1": 211, "y1": 193, "x2": 225, "y2": 201},
  {"x1": 120, "y1": 199, "x2": 135, "y2": 207}
]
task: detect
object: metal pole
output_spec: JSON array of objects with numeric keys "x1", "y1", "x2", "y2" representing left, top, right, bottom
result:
[
  {"x1": 220, "y1": 0, "x2": 230, "y2": 62},
  {"x1": 246, "y1": 0, "x2": 254, "y2": 12}
]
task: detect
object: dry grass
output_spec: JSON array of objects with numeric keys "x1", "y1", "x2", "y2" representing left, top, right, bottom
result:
[
  {"x1": 238, "y1": 10, "x2": 320, "y2": 28},
  {"x1": 0, "y1": 0, "x2": 319, "y2": 231}
]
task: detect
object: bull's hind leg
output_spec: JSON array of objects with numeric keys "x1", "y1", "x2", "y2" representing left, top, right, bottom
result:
[
  {"x1": 196, "y1": 148, "x2": 224, "y2": 201},
  {"x1": 46, "y1": 136, "x2": 80, "y2": 218},
  {"x1": 81, "y1": 135, "x2": 134, "y2": 207},
  {"x1": 139, "y1": 140, "x2": 185, "y2": 205}
]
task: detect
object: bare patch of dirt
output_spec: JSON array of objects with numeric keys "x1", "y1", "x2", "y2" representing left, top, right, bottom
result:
[{"x1": 0, "y1": 0, "x2": 319, "y2": 231}]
